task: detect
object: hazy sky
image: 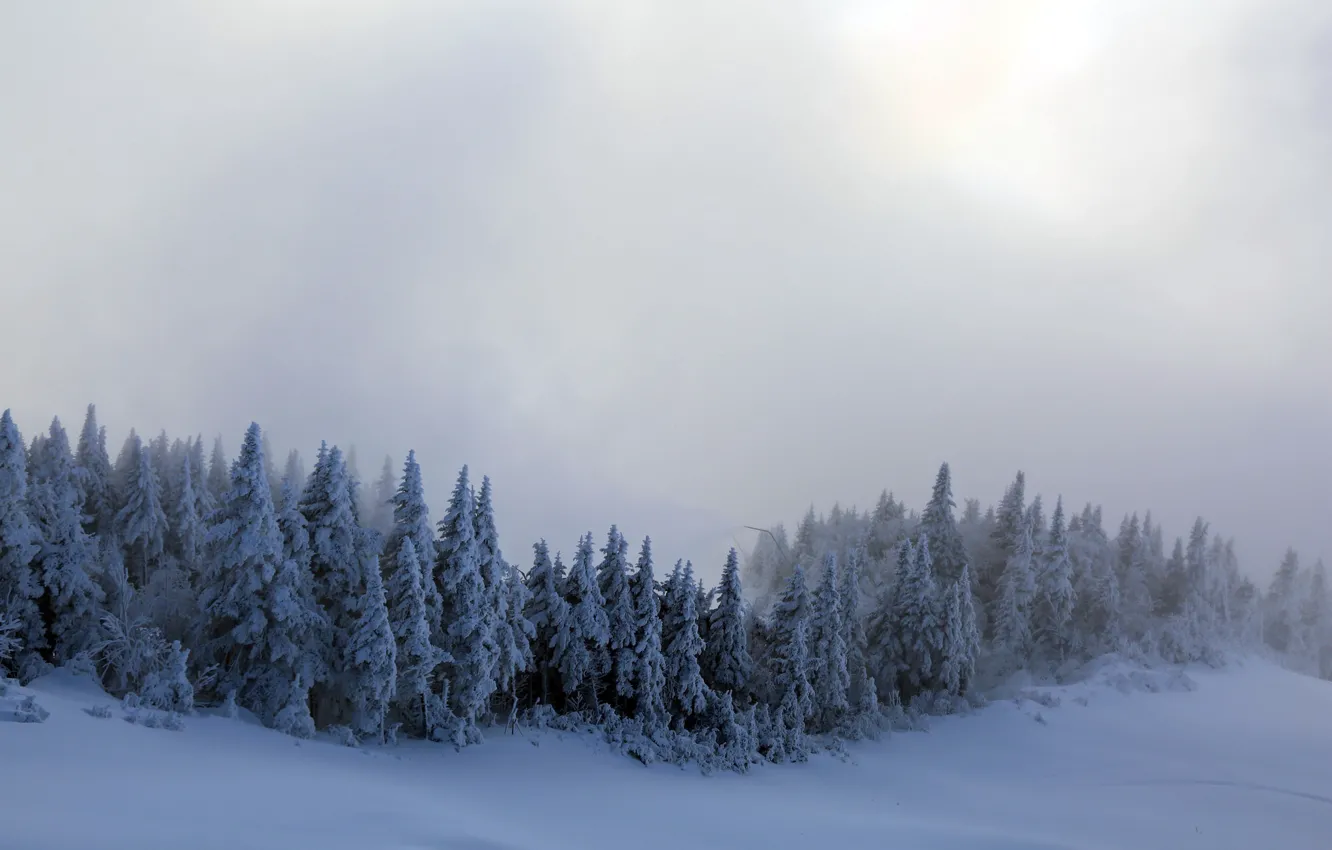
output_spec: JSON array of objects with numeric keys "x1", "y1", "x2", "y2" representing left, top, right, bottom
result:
[{"x1": 4, "y1": 0, "x2": 1330, "y2": 583}]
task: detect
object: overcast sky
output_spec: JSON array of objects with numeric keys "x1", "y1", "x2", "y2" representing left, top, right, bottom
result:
[{"x1": 4, "y1": 0, "x2": 1330, "y2": 583}]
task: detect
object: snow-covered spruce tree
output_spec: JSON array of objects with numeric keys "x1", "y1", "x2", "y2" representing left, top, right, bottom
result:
[
  {"x1": 1033, "y1": 496, "x2": 1076, "y2": 660},
  {"x1": 434, "y1": 465, "x2": 496, "y2": 742},
  {"x1": 705, "y1": 547, "x2": 752, "y2": 699},
  {"x1": 26, "y1": 417, "x2": 104, "y2": 663},
  {"x1": 74, "y1": 404, "x2": 115, "y2": 537},
  {"x1": 891, "y1": 535, "x2": 944, "y2": 699},
  {"x1": 367, "y1": 456, "x2": 396, "y2": 538},
  {"x1": 116, "y1": 436, "x2": 167, "y2": 588},
  {"x1": 991, "y1": 516, "x2": 1036, "y2": 665},
  {"x1": 555, "y1": 532, "x2": 609, "y2": 712},
  {"x1": 596, "y1": 525, "x2": 636, "y2": 709},
  {"x1": 663, "y1": 561, "x2": 708, "y2": 727},
  {"x1": 494, "y1": 556, "x2": 534, "y2": 718},
  {"x1": 840, "y1": 544, "x2": 871, "y2": 712},
  {"x1": 629, "y1": 536, "x2": 668, "y2": 732},
  {"x1": 348, "y1": 542, "x2": 396, "y2": 742},
  {"x1": 187, "y1": 435, "x2": 215, "y2": 520},
  {"x1": 384, "y1": 451, "x2": 442, "y2": 639},
  {"x1": 938, "y1": 580, "x2": 971, "y2": 700},
  {"x1": 766, "y1": 564, "x2": 813, "y2": 726},
  {"x1": 206, "y1": 436, "x2": 229, "y2": 505},
  {"x1": 283, "y1": 449, "x2": 305, "y2": 495},
  {"x1": 920, "y1": 462, "x2": 968, "y2": 585},
  {"x1": 523, "y1": 539, "x2": 568, "y2": 707},
  {"x1": 983, "y1": 471, "x2": 1027, "y2": 631},
  {"x1": 1265, "y1": 548, "x2": 1302, "y2": 654},
  {"x1": 299, "y1": 444, "x2": 369, "y2": 727},
  {"x1": 386, "y1": 537, "x2": 439, "y2": 736},
  {"x1": 1115, "y1": 513, "x2": 1153, "y2": 645},
  {"x1": 168, "y1": 442, "x2": 206, "y2": 574},
  {"x1": 475, "y1": 475, "x2": 531, "y2": 713},
  {"x1": 0, "y1": 410, "x2": 45, "y2": 672},
  {"x1": 695, "y1": 580, "x2": 713, "y2": 652},
  {"x1": 807, "y1": 553, "x2": 849, "y2": 732},
  {"x1": 198, "y1": 424, "x2": 324, "y2": 725}
]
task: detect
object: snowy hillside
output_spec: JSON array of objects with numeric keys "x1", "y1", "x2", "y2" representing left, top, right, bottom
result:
[{"x1": 4, "y1": 657, "x2": 1329, "y2": 850}]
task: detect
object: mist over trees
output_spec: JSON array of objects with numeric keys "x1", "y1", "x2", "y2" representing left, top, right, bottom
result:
[{"x1": 1, "y1": 406, "x2": 1327, "y2": 771}]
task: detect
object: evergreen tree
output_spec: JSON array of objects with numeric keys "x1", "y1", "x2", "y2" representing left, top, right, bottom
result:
[
  {"x1": 367, "y1": 456, "x2": 395, "y2": 538},
  {"x1": 116, "y1": 437, "x2": 167, "y2": 588},
  {"x1": 523, "y1": 539, "x2": 568, "y2": 706},
  {"x1": 985, "y1": 471, "x2": 1027, "y2": 611},
  {"x1": 892, "y1": 535, "x2": 945, "y2": 696},
  {"x1": 283, "y1": 449, "x2": 306, "y2": 495},
  {"x1": 705, "y1": 548, "x2": 752, "y2": 697},
  {"x1": 0, "y1": 410, "x2": 44, "y2": 669},
  {"x1": 299, "y1": 444, "x2": 367, "y2": 726},
  {"x1": 207, "y1": 436, "x2": 229, "y2": 504},
  {"x1": 939, "y1": 564, "x2": 980, "y2": 697},
  {"x1": 1266, "y1": 548, "x2": 1302, "y2": 653},
  {"x1": 807, "y1": 553, "x2": 849, "y2": 730},
  {"x1": 766, "y1": 564, "x2": 813, "y2": 722},
  {"x1": 493, "y1": 556, "x2": 534, "y2": 710},
  {"x1": 169, "y1": 443, "x2": 206, "y2": 573},
  {"x1": 992, "y1": 516, "x2": 1036, "y2": 661},
  {"x1": 595, "y1": 525, "x2": 636, "y2": 705},
  {"x1": 1033, "y1": 496, "x2": 1075, "y2": 658},
  {"x1": 73, "y1": 404, "x2": 114, "y2": 536},
  {"x1": 839, "y1": 544, "x2": 871, "y2": 708},
  {"x1": 920, "y1": 462, "x2": 968, "y2": 584},
  {"x1": 555, "y1": 532, "x2": 609, "y2": 710},
  {"x1": 1115, "y1": 513, "x2": 1153, "y2": 642},
  {"x1": 348, "y1": 545, "x2": 396, "y2": 741},
  {"x1": 385, "y1": 451, "x2": 442, "y2": 637},
  {"x1": 198, "y1": 424, "x2": 324, "y2": 724},
  {"x1": 1161, "y1": 537, "x2": 1188, "y2": 617},
  {"x1": 385, "y1": 537, "x2": 440, "y2": 736},
  {"x1": 629, "y1": 536, "x2": 667, "y2": 731},
  {"x1": 474, "y1": 475, "x2": 525, "y2": 703},
  {"x1": 26, "y1": 417, "x2": 103, "y2": 662},
  {"x1": 663, "y1": 560, "x2": 708, "y2": 725},
  {"x1": 434, "y1": 465, "x2": 496, "y2": 738}
]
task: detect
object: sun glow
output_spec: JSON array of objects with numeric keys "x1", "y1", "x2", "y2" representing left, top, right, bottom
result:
[{"x1": 830, "y1": 0, "x2": 1114, "y2": 220}]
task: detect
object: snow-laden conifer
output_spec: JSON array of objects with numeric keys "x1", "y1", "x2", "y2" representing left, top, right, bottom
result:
[
  {"x1": 27, "y1": 417, "x2": 104, "y2": 662},
  {"x1": 367, "y1": 456, "x2": 396, "y2": 538},
  {"x1": 523, "y1": 539, "x2": 568, "y2": 706},
  {"x1": 435, "y1": 465, "x2": 496, "y2": 738},
  {"x1": 705, "y1": 547, "x2": 752, "y2": 697},
  {"x1": 494, "y1": 556, "x2": 534, "y2": 711},
  {"x1": 74, "y1": 404, "x2": 114, "y2": 536},
  {"x1": 0, "y1": 410, "x2": 44, "y2": 667},
  {"x1": 116, "y1": 437, "x2": 167, "y2": 587},
  {"x1": 170, "y1": 443, "x2": 206, "y2": 573},
  {"x1": 554, "y1": 532, "x2": 608, "y2": 710},
  {"x1": 348, "y1": 544, "x2": 396, "y2": 741},
  {"x1": 840, "y1": 544, "x2": 870, "y2": 709},
  {"x1": 992, "y1": 516, "x2": 1036, "y2": 662},
  {"x1": 920, "y1": 462, "x2": 968, "y2": 584},
  {"x1": 629, "y1": 536, "x2": 667, "y2": 731},
  {"x1": 807, "y1": 553, "x2": 849, "y2": 730},
  {"x1": 206, "y1": 437, "x2": 229, "y2": 504},
  {"x1": 384, "y1": 451, "x2": 441, "y2": 637},
  {"x1": 596, "y1": 525, "x2": 636, "y2": 705},
  {"x1": 892, "y1": 535, "x2": 944, "y2": 696},
  {"x1": 1033, "y1": 497, "x2": 1076, "y2": 658},
  {"x1": 386, "y1": 537, "x2": 440, "y2": 736},
  {"x1": 141, "y1": 639, "x2": 193, "y2": 713},
  {"x1": 766, "y1": 564, "x2": 813, "y2": 723},
  {"x1": 663, "y1": 561, "x2": 708, "y2": 724},
  {"x1": 299, "y1": 444, "x2": 366, "y2": 724},
  {"x1": 199, "y1": 424, "x2": 324, "y2": 723}
]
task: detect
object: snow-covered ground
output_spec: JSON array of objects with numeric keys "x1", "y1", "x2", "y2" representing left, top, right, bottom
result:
[{"x1": 3, "y1": 657, "x2": 1329, "y2": 850}]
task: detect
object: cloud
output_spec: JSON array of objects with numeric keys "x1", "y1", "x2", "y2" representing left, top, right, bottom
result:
[{"x1": 3, "y1": 0, "x2": 1331, "y2": 581}]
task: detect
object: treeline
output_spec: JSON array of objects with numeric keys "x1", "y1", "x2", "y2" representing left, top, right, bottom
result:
[
  {"x1": 0, "y1": 406, "x2": 879, "y2": 770},
  {"x1": 745, "y1": 468, "x2": 1331, "y2": 695},
  {"x1": 2, "y1": 405, "x2": 1326, "y2": 773}
]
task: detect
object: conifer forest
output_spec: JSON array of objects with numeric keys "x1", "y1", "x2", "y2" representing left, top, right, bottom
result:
[{"x1": 1, "y1": 404, "x2": 1328, "y2": 771}]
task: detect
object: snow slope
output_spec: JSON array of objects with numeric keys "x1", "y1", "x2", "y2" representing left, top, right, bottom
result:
[{"x1": 2, "y1": 658, "x2": 1329, "y2": 850}]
